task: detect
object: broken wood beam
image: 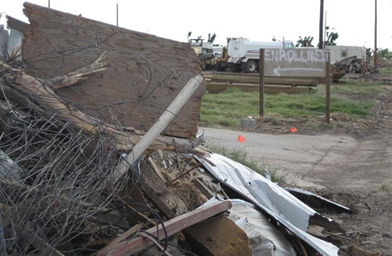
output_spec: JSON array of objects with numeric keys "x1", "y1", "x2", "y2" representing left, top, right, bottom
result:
[
  {"x1": 206, "y1": 83, "x2": 309, "y2": 94},
  {"x1": 192, "y1": 178, "x2": 215, "y2": 199},
  {"x1": 138, "y1": 181, "x2": 176, "y2": 219},
  {"x1": 184, "y1": 215, "x2": 253, "y2": 256},
  {"x1": 1, "y1": 61, "x2": 202, "y2": 153},
  {"x1": 23, "y1": 224, "x2": 65, "y2": 256},
  {"x1": 97, "y1": 200, "x2": 232, "y2": 256},
  {"x1": 205, "y1": 72, "x2": 320, "y2": 86},
  {"x1": 171, "y1": 161, "x2": 204, "y2": 183}
]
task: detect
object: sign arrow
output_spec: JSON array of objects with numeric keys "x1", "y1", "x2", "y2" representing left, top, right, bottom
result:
[{"x1": 273, "y1": 67, "x2": 324, "y2": 76}]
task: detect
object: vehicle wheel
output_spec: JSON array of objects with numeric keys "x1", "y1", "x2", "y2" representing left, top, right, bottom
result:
[
  {"x1": 200, "y1": 60, "x2": 207, "y2": 70},
  {"x1": 229, "y1": 64, "x2": 241, "y2": 72},
  {"x1": 206, "y1": 64, "x2": 212, "y2": 70},
  {"x1": 244, "y1": 60, "x2": 258, "y2": 73},
  {"x1": 216, "y1": 62, "x2": 222, "y2": 71}
]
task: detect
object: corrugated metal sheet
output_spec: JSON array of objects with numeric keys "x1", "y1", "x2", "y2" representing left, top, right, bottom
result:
[
  {"x1": 198, "y1": 153, "x2": 339, "y2": 256},
  {"x1": 285, "y1": 187, "x2": 352, "y2": 214},
  {"x1": 229, "y1": 199, "x2": 297, "y2": 256}
]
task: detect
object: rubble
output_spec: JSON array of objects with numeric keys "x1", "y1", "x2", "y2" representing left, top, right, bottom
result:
[{"x1": 0, "y1": 3, "x2": 383, "y2": 256}]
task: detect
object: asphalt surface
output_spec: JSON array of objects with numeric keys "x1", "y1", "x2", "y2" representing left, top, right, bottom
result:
[{"x1": 200, "y1": 127, "x2": 391, "y2": 190}]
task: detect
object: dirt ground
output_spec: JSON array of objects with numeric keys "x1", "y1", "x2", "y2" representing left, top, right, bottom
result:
[{"x1": 200, "y1": 73, "x2": 392, "y2": 255}]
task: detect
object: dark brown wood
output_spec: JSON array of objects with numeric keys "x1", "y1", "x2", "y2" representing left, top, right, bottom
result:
[
  {"x1": 97, "y1": 200, "x2": 232, "y2": 256},
  {"x1": 184, "y1": 215, "x2": 252, "y2": 256},
  {"x1": 205, "y1": 73, "x2": 319, "y2": 86},
  {"x1": 319, "y1": 0, "x2": 324, "y2": 49},
  {"x1": 192, "y1": 178, "x2": 214, "y2": 199},
  {"x1": 206, "y1": 83, "x2": 308, "y2": 94},
  {"x1": 6, "y1": 16, "x2": 30, "y2": 33},
  {"x1": 171, "y1": 161, "x2": 203, "y2": 183},
  {"x1": 139, "y1": 181, "x2": 176, "y2": 219},
  {"x1": 259, "y1": 49, "x2": 265, "y2": 117},
  {"x1": 22, "y1": 3, "x2": 205, "y2": 139},
  {"x1": 326, "y1": 52, "x2": 331, "y2": 123},
  {"x1": 24, "y1": 226, "x2": 65, "y2": 256}
]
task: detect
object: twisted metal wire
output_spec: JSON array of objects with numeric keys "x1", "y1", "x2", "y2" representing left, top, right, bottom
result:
[{"x1": 0, "y1": 31, "x2": 173, "y2": 254}]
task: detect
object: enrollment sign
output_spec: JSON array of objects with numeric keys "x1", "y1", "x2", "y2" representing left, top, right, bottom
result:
[{"x1": 263, "y1": 49, "x2": 327, "y2": 77}]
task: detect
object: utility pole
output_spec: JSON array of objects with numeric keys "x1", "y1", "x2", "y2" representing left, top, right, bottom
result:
[
  {"x1": 48, "y1": 0, "x2": 50, "y2": 8},
  {"x1": 374, "y1": 0, "x2": 377, "y2": 69},
  {"x1": 324, "y1": 11, "x2": 327, "y2": 49},
  {"x1": 319, "y1": 0, "x2": 324, "y2": 49},
  {"x1": 116, "y1": 3, "x2": 119, "y2": 27}
]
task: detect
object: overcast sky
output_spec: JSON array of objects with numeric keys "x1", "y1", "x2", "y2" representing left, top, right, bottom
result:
[{"x1": 1, "y1": 0, "x2": 391, "y2": 49}]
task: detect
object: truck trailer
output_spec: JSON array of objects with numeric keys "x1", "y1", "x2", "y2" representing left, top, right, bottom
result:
[{"x1": 227, "y1": 38, "x2": 294, "y2": 73}]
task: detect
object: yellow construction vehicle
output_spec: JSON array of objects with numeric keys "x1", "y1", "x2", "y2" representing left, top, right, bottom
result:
[
  {"x1": 215, "y1": 38, "x2": 236, "y2": 72},
  {"x1": 190, "y1": 38, "x2": 216, "y2": 70}
]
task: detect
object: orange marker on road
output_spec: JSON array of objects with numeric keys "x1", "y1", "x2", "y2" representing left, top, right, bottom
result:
[{"x1": 290, "y1": 127, "x2": 298, "y2": 133}]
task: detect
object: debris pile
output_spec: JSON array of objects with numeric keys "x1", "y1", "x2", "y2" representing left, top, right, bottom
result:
[{"x1": 0, "y1": 3, "x2": 382, "y2": 256}]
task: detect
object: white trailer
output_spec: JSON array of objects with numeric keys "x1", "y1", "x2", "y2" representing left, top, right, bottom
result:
[
  {"x1": 228, "y1": 38, "x2": 294, "y2": 73},
  {"x1": 325, "y1": 45, "x2": 366, "y2": 63}
]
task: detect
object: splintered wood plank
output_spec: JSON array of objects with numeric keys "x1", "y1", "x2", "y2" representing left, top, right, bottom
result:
[
  {"x1": 185, "y1": 215, "x2": 253, "y2": 256},
  {"x1": 97, "y1": 200, "x2": 232, "y2": 256},
  {"x1": 22, "y1": 3, "x2": 205, "y2": 138}
]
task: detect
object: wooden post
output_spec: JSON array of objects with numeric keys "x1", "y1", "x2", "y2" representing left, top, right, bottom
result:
[
  {"x1": 326, "y1": 52, "x2": 331, "y2": 123},
  {"x1": 374, "y1": 0, "x2": 377, "y2": 69},
  {"x1": 259, "y1": 49, "x2": 265, "y2": 117},
  {"x1": 319, "y1": 0, "x2": 324, "y2": 49}
]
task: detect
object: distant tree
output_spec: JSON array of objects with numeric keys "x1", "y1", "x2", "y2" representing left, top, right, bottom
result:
[
  {"x1": 272, "y1": 36, "x2": 276, "y2": 42},
  {"x1": 187, "y1": 31, "x2": 192, "y2": 42},
  {"x1": 296, "y1": 36, "x2": 314, "y2": 47},
  {"x1": 325, "y1": 26, "x2": 338, "y2": 46},
  {"x1": 378, "y1": 48, "x2": 392, "y2": 59},
  {"x1": 207, "y1": 33, "x2": 216, "y2": 43},
  {"x1": 366, "y1": 48, "x2": 373, "y2": 61}
]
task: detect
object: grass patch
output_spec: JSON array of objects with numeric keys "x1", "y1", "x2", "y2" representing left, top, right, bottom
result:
[
  {"x1": 379, "y1": 67, "x2": 392, "y2": 74},
  {"x1": 379, "y1": 182, "x2": 391, "y2": 192},
  {"x1": 205, "y1": 142, "x2": 285, "y2": 184},
  {"x1": 200, "y1": 82, "x2": 380, "y2": 127},
  {"x1": 334, "y1": 80, "x2": 386, "y2": 96}
]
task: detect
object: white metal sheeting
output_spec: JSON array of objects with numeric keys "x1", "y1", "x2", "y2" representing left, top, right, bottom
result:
[
  {"x1": 229, "y1": 199, "x2": 297, "y2": 256},
  {"x1": 199, "y1": 153, "x2": 339, "y2": 256}
]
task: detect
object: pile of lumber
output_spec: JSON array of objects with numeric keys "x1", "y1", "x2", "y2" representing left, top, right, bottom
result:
[{"x1": 0, "y1": 3, "x2": 380, "y2": 256}]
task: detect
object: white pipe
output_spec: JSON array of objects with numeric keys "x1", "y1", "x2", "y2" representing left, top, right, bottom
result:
[{"x1": 113, "y1": 75, "x2": 204, "y2": 183}]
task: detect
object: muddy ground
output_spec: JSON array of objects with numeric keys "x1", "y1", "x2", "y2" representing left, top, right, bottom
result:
[{"x1": 200, "y1": 73, "x2": 392, "y2": 255}]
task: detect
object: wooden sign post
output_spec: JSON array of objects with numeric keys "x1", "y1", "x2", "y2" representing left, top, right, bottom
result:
[
  {"x1": 259, "y1": 49, "x2": 265, "y2": 116},
  {"x1": 259, "y1": 48, "x2": 330, "y2": 123},
  {"x1": 325, "y1": 52, "x2": 331, "y2": 123}
]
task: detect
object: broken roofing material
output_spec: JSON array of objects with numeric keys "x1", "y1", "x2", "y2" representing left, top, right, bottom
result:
[
  {"x1": 285, "y1": 187, "x2": 353, "y2": 214},
  {"x1": 228, "y1": 199, "x2": 297, "y2": 256},
  {"x1": 198, "y1": 153, "x2": 340, "y2": 256}
]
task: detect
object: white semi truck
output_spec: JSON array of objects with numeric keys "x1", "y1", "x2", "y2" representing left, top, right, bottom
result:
[{"x1": 227, "y1": 38, "x2": 294, "y2": 73}]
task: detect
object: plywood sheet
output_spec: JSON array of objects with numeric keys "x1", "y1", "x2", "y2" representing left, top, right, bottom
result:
[
  {"x1": 22, "y1": 3, "x2": 205, "y2": 138},
  {"x1": 264, "y1": 48, "x2": 327, "y2": 77}
]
